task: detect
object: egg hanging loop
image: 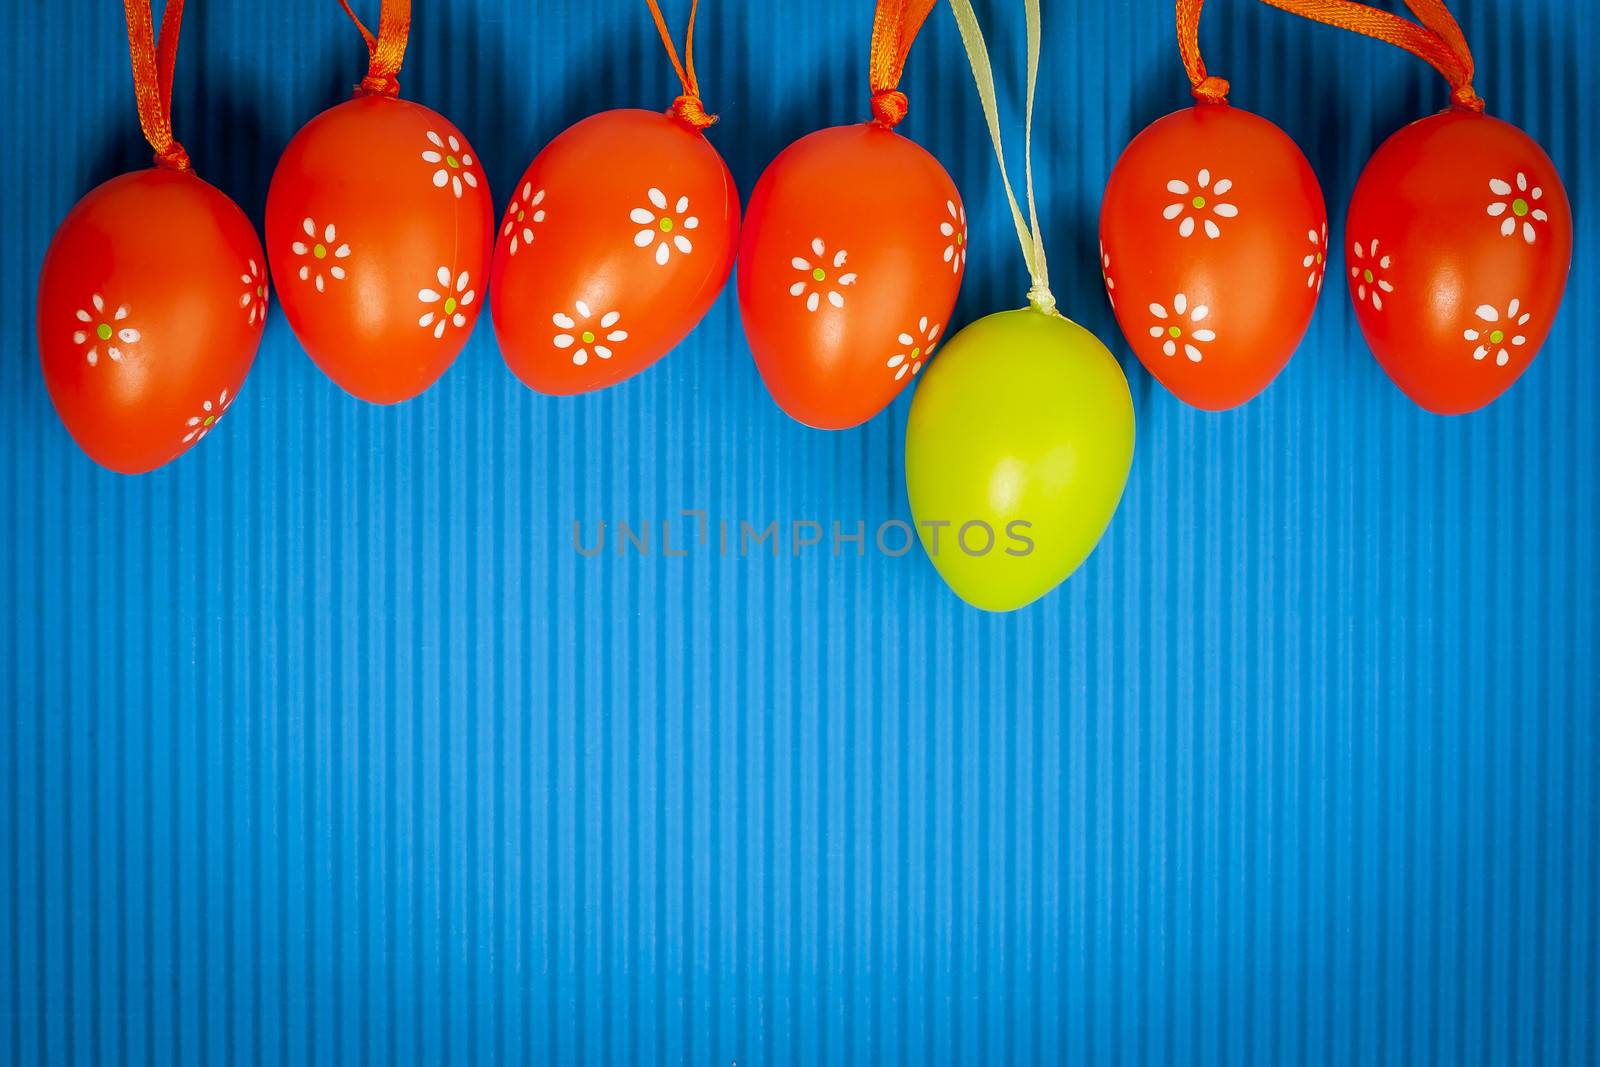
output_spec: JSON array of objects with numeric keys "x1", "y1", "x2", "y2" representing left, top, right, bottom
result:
[
  {"x1": 947, "y1": 0, "x2": 1057, "y2": 316},
  {"x1": 123, "y1": 0, "x2": 191, "y2": 171},
  {"x1": 1176, "y1": 0, "x2": 1232, "y2": 104},
  {"x1": 867, "y1": 0, "x2": 937, "y2": 128},
  {"x1": 1255, "y1": 0, "x2": 1484, "y2": 112},
  {"x1": 647, "y1": 0, "x2": 719, "y2": 129},
  {"x1": 337, "y1": 0, "x2": 410, "y2": 99}
]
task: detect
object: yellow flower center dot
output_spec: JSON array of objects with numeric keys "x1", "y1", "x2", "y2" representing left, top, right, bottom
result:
[
  {"x1": 1192, "y1": 196, "x2": 1207, "y2": 209},
  {"x1": 1363, "y1": 269, "x2": 1374, "y2": 284},
  {"x1": 313, "y1": 243, "x2": 327, "y2": 259},
  {"x1": 1316, "y1": 253, "x2": 1324, "y2": 265},
  {"x1": 957, "y1": 233, "x2": 965, "y2": 246},
  {"x1": 812, "y1": 268, "x2": 826, "y2": 282},
  {"x1": 581, "y1": 330, "x2": 596, "y2": 344},
  {"x1": 911, "y1": 347, "x2": 921, "y2": 359},
  {"x1": 446, "y1": 155, "x2": 460, "y2": 169},
  {"x1": 517, "y1": 210, "x2": 526, "y2": 222},
  {"x1": 96, "y1": 324, "x2": 112, "y2": 341},
  {"x1": 1490, "y1": 329, "x2": 1505, "y2": 344},
  {"x1": 443, "y1": 297, "x2": 457, "y2": 315},
  {"x1": 204, "y1": 415, "x2": 216, "y2": 427},
  {"x1": 1168, "y1": 326, "x2": 1182, "y2": 339},
  {"x1": 1512, "y1": 198, "x2": 1530, "y2": 217},
  {"x1": 659, "y1": 218, "x2": 674, "y2": 233}
]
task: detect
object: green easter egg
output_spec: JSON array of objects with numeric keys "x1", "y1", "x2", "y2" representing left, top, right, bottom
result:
[{"x1": 905, "y1": 307, "x2": 1135, "y2": 612}]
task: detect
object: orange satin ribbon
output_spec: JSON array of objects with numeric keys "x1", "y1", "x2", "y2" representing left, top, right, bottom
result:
[
  {"x1": 1255, "y1": 0, "x2": 1483, "y2": 110},
  {"x1": 646, "y1": 0, "x2": 716, "y2": 129},
  {"x1": 868, "y1": 0, "x2": 939, "y2": 127},
  {"x1": 1176, "y1": 0, "x2": 1231, "y2": 103},
  {"x1": 124, "y1": 0, "x2": 190, "y2": 170},
  {"x1": 338, "y1": 0, "x2": 412, "y2": 97}
]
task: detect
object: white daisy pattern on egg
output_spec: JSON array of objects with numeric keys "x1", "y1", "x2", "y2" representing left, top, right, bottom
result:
[
  {"x1": 72, "y1": 293, "x2": 140, "y2": 367},
  {"x1": 887, "y1": 317, "x2": 942, "y2": 381},
  {"x1": 789, "y1": 238, "x2": 857, "y2": 312},
  {"x1": 422, "y1": 130, "x2": 480, "y2": 199},
  {"x1": 940, "y1": 200, "x2": 966, "y2": 273},
  {"x1": 182, "y1": 388, "x2": 233, "y2": 444},
  {"x1": 1303, "y1": 224, "x2": 1327, "y2": 292},
  {"x1": 630, "y1": 187, "x2": 697, "y2": 266},
  {"x1": 240, "y1": 259, "x2": 269, "y2": 325},
  {"x1": 1463, "y1": 298, "x2": 1531, "y2": 367},
  {"x1": 552, "y1": 301, "x2": 628, "y2": 367},
  {"x1": 417, "y1": 267, "x2": 476, "y2": 340},
  {"x1": 502, "y1": 184, "x2": 547, "y2": 256},
  {"x1": 291, "y1": 218, "x2": 350, "y2": 293},
  {"x1": 1487, "y1": 172, "x2": 1549, "y2": 244},
  {"x1": 1162, "y1": 168, "x2": 1238, "y2": 239},
  {"x1": 1350, "y1": 238, "x2": 1393, "y2": 310},
  {"x1": 1147, "y1": 292, "x2": 1215, "y2": 363}
]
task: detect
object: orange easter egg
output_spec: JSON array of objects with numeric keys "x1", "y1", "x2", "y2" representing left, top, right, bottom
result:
[
  {"x1": 737, "y1": 123, "x2": 966, "y2": 429},
  {"x1": 1344, "y1": 108, "x2": 1572, "y2": 414},
  {"x1": 488, "y1": 108, "x2": 740, "y2": 395},
  {"x1": 37, "y1": 168, "x2": 266, "y2": 473},
  {"x1": 1101, "y1": 103, "x2": 1327, "y2": 410},
  {"x1": 266, "y1": 94, "x2": 494, "y2": 404}
]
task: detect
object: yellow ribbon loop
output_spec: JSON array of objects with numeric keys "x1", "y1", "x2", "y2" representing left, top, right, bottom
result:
[{"x1": 946, "y1": 0, "x2": 1054, "y2": 315}]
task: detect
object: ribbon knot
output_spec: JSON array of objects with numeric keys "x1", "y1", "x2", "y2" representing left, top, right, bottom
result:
[
  {"x1": 870, "y1": 89, "x2": 910, "y2": 127},
  {"x1": 153, "y1": 142, "x2": 192, "y2": 171},
  {"x1": 1451, "y1": 83, "x2": 1486, "y2": 112},
  {"x1": 1026, "y1": 281, "x2": 1057, "y2": 318},
  {"x1": 1191, "y1": 74, "x2": 1231, "y2": 104},
  {"x1": 669, "y1": 93, "x2": 718, "y2": 129},
  {"x1": 357, "y1": 71, "x2": 401, "y2": 98}
]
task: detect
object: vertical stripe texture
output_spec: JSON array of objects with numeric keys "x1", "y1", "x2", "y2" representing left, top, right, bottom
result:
[{"x1": 1, "y1": 0, "x2": 1596, "y2": 1063}]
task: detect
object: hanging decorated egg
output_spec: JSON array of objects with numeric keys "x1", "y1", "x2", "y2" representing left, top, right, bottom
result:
[
  {"x1": 490, "y1": 112, "x2": 737, "y2": 395},
  {"x1": 1254, "y1": 0, "x2": 1570, "y2": 414},
  {"x1": 40, "y1": 171, "x2": 266, "y2": 476},
  {"x1": 907, "y1": 0, "x2": 1135, "y2": 613},
  {"x1": 906, "y1": 310, "x2": 1135, "y2": 612},
  {"x1": 1344, "y1": 109, "x2": 1571, "y2": 414},
  {"x1": 1100, "y1": 3, "x2": 1326, "y2": 410},
  {"x1": 37, "y1": 0, "x2": 265, "y2": 474},
  {"x1": 489, "y1": 3, "x2": 738, "y2": 396},
  {"x1": 737, "y1": 0, "x2": 964, "y2": 430},
  {"x1": 266, "y1": 1, "x2": 492, "y2": 404}
]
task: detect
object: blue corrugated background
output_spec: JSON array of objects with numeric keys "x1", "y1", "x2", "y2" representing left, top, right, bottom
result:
[{"x1": 3, "y1": 0, "x2": 1597, "y2": 1063}]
